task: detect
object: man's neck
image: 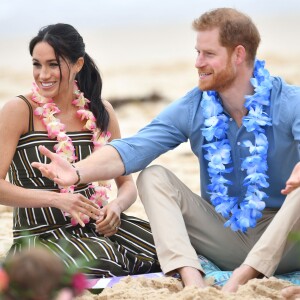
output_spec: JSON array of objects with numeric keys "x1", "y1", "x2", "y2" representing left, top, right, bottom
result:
[{"x1": 219, "y1": 68, "x2": 254, "y2": 127}]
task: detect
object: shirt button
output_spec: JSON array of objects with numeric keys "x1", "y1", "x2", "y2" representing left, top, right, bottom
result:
[
  {"x1": 241, "y1": 168, "x2": 244, "y2": 171},
  {"x1": 237, "y1": 142, "x2": 241, "y2": 145},
  {"x1": 229, "y1": 118, "x2": 233, "y2": 121}
]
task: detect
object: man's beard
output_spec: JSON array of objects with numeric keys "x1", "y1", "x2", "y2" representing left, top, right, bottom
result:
[{"x1": 198, "y1": 60, "x2": 236, "y2": 92}]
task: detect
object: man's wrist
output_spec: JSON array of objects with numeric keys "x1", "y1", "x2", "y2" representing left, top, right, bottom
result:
[{"x1": 71, "y1": 164, "x2": 81, "y2": 186}]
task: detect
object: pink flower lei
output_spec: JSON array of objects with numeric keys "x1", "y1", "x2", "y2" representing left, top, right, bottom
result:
[{"x1": 31, "y1": 82, "x2": 111, "y2": 226}]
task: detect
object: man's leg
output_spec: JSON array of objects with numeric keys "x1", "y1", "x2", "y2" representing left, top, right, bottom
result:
[
  {"x1": 223, "y1": 187, "x2": 300, "y2": 292},
  {"x1": 137, "y1": 165, "x2": 255, "y2": 286},
  {"x1": 137, "y1": 165, "x2": 205, "y2": 287}
]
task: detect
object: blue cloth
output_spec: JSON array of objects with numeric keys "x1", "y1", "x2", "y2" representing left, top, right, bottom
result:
[
  {"x1": 111, "y1": 77, "x2": 300, "y2": 208},
  {"x1": 198, "y1": 255, "x2": 300, "y2": 286}
]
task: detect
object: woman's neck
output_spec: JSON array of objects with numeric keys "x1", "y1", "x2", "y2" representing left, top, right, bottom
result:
[{"x1": 53, "y1": 91, "x2": 74, "y2": 113}]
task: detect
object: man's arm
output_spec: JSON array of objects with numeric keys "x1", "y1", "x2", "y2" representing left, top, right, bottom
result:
[
  {"x1": 32, "y1": 90, "x2": 195, "y2": 185},
  {"x1": 32, "y1": 144, "x2": 124, "y2": 187}
]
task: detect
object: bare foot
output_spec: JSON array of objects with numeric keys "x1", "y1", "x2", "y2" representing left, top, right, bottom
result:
[
  {"x1": 222, "y1": 264, "x2": 260, "y2": 293},
  {"x1": 281, "y1": 286, "x2": 300, "y2": 299},
  {"x1": 178, "y1": 266, "x2": 207, "y2": 288}
]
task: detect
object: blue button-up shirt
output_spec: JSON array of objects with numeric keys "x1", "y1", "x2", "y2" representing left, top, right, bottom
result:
[{"x1": 111, "y1": 77, "x2": 300, "y2": 208}]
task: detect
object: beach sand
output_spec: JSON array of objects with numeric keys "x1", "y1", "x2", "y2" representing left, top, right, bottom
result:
[
  {"x1": 77, "y1": 277, "x2": 292, "y2": 300},
  {"x1": 1, "y1": 17, "x2": 300, "y2": 299}
]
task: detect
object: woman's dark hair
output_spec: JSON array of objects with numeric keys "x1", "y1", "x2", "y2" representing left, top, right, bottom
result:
[{"x1": 29, "y1": 23, "x2": 109, "y2": 132}]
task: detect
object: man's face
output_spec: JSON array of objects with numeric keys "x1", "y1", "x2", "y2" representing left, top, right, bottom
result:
[{"x1": 195, "y1": 28, "x2": 236, "y2": 92}]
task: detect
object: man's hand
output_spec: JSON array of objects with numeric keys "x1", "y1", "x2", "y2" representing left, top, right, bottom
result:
[
  {"x1": 31, "y1": 145, "x2": 78, "y2": 187},
  {"x1": 281, "y1": 162, "x2": 300, "y2": 195}
]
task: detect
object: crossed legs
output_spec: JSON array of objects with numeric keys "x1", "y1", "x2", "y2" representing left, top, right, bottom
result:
[{"x1": 137, "y1": 165, "x2": 300, "y2": 289}]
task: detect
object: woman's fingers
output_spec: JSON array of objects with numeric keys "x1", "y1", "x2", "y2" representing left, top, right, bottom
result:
[
  {"x1": 99, "y1": 221, "x2": 120, "y2": 237},
  {"x1": 61, "y1": 194, "x2": 101, "y2": 227},
  {"x1": 77, "y1": 216, "x2": 85, "y2": 228},
  {"x1": 79, "y1": 198, "x2": 101, "y2": 220},
  {"x1": 96, "y1": 216, "x2": 121, "y2": 235},
  {"x1": 38, "y1": 145, "x2": 56, "y2": 160},
  {"x1": 31, "y1": 161, "x2": 44, "y2": 170},
  {"x1": 71, "y1": 211, "x2": 85, "y2": 227}
]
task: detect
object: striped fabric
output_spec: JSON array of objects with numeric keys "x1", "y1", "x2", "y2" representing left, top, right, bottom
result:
[{"x1": 6, "y1": 96, "x2": 160, "y2": 277}]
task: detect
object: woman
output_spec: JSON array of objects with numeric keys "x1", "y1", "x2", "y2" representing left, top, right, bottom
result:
[{"x1": 0, "y1": 23, "x2": 160, "y2": 277}]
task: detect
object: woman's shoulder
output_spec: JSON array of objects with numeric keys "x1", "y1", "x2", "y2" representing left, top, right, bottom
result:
[
  {"x1": 1, "y1": 93, "x2": 35, "y2": 124},
  {"x1": 2, "y1": 93, "x2": 35, "y2": 111},
  {"x1": 2, "y1": 95, "x2": 26, "y2": 113},
  {"x1": 102, "y1": 99, "x2": 114, "y2": 111},
  {"x1": 1, "y1": 93, "x2": 34, "y2": 132}
]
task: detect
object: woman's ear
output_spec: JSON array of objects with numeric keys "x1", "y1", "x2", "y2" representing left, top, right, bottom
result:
[{"x1": 75, "y1": 57, "x2": 84, "y2": 73}]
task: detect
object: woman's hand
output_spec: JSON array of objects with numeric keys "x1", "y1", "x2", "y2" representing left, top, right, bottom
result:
[
  {"x1": 95, "y1": 200, "x2": 122, "y2": 237},
  {"x1": 281, "y1": 162, "x2": 300, "y2": 195},
  {"x1": 55, "y1": 192, "x2": 101, "y2": 227},
  {"x1": 31, "y1": 145, "x2": 78, "y2": 187}
]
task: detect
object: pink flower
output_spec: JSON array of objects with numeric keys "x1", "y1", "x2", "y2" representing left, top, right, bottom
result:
[
  {"x1": 60, "y1": 186, "x2": 75, "y2": 193},
  {"x1": 70, "y1": 217, "x2": 78, "y2": 226},
  {"x1": 84, "y1": 119, "x2": 96, "y2": 131},
  {"x1": 93, "y1": 131, "x2": 111, "y2": 150},
  {"x1": 72, "y1": 92, "x2": 89, "y2": 108},
  {"x1": 0, "y1": 269, "x2": 9, "y2": 291},
  {"x1": 34, "y1": 106, "x2": 44, "y2": 116},
  {"x1": 72, "y1": 273, "x2": 88, "y2": 295},
  {"x1": 32, "y1": 82, "x2": 54, "y2": 104},
  {"x1": 70, "y1": 213, "x2": 90, "y2": 226},
  {"x1": 46, "y1": 121, "x2": 65, "y2": 138}
]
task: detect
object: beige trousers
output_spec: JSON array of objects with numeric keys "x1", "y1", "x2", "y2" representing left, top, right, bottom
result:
[{"x1": 137, "y1": 165, "x2": 300, "y2": 277}]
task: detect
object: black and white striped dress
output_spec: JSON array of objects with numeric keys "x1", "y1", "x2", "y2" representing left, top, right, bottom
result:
[{"x1": 7, "y1": 95, "x2": 160, "y2": 277}]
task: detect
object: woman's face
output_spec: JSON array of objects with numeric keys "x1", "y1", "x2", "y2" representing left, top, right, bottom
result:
[{"x1": 32, "y1": 41, "x2": 77, "y2": 100}]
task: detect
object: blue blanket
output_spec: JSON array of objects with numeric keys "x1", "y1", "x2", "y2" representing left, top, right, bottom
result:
[{"x1": 199, "y1": 255, "x2": 300, "y2": 286}]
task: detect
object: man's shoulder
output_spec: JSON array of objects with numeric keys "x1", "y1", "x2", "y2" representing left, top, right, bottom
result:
[
  {"x1": 271, "y1": 77, "x2": 300, "y2": 118},
  {"x1": 157, "y1": 87, "x2": 202, "y2": 121},
  {"x1": 169, "y1": 87, "x2": 202, "y2": 109},
  {"x1": 272, "y1": 76, "x2": 300, "y2": 98},
  {"x1": 180, "y1": 86, "x2": 202, "y2": 102}
]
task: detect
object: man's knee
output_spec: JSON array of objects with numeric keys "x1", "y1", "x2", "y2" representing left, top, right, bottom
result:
[{"x1": 137, "y1": 165, "x2": 169, "y2": 188}]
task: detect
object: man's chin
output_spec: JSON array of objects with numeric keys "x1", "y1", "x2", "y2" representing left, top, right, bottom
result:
[{"x1": 198, "y1": 82, "x2": 211, "y2": 91}]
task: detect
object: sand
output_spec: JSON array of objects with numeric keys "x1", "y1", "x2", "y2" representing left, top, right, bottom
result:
[
  {"x1": 1, "y1": 18, "x2": 300, "y2": 299},
  {"x1": 74, "y1": 276, "x2": 293, "y2": 300}
]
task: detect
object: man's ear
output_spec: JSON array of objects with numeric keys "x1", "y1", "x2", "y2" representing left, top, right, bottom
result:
[{"x1": 233, "y1": 45, "x2": 246, "y2": 65}]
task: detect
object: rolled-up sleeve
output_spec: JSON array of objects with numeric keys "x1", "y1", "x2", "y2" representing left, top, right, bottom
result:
[{"x1": 110, "y1": 88, "x2": 199, "y2": 174}]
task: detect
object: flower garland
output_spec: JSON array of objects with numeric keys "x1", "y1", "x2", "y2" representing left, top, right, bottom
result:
[
  {"x1": 201, "y1": 59, "x2": 273, "y2": 232},
  {"x1": 32, "y1": 82, "x2": 111, "y2": 226}
]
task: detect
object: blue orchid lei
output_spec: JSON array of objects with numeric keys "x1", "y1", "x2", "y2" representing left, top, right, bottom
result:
[{"x1": 201, "y1": 59, "x2": 273, "y2": 232}]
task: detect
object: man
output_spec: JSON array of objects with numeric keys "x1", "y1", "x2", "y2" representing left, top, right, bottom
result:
[{"x1": 32, "y1": 8, "x2": 300, "y2": 294}]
